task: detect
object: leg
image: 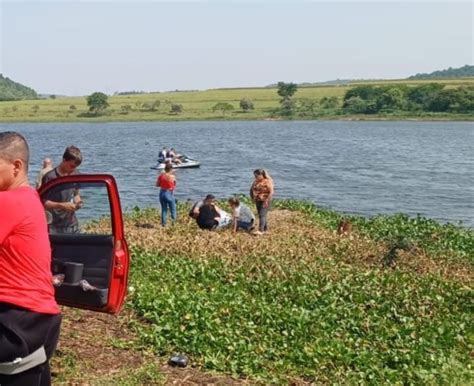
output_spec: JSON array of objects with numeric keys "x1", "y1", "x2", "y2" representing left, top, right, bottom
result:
[
  {"x1": 159, "y1": 191, "x2": 168, "y2": 226},
  {"x1": 169, "y1": 193, "x2": 177, "y2": 223},
  {"x1": 0, "y1": 307, "x2": 61, "y2": 386},
  {"x1": 256, "y1": 201, "x2": 270, "y2": 232}
]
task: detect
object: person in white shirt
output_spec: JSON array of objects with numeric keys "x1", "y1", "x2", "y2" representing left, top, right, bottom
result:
[{"x1": 228, "y1": 197, "x2": 255, "y2": 232}]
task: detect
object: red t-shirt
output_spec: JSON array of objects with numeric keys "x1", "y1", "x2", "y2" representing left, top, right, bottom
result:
[
  {"x1": 0, "y1": 186, "x2": 59, "y2": 314},
  {"x1": 157, "y1": 173, "x2": 176, "y2": 191}
]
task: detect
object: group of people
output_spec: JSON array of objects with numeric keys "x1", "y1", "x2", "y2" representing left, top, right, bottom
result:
[
  {"x1": 0, "y1": 129, "x2": 273, "y2": 385},
  {"x1": 157, "y1": 147, "x2": 182, "y2": 165},
  {"x1": 156, "y1": 166, "x2": 274, "y2": 235}
]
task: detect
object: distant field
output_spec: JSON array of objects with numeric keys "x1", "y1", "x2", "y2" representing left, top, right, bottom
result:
[{"x1": 0, "y1": 78, "x2": 473, "y2": 122}]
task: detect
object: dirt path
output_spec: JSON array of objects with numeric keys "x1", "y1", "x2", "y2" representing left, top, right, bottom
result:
[{"x1": 52, "y1": 307, "x2": 248, "y2": 385}]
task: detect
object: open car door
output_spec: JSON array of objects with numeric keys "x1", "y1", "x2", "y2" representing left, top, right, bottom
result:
[{"x1": 38, "y1": 174, "x2": 130, "y2": 314}]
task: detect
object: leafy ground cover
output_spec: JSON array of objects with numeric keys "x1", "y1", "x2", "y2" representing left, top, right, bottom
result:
[
  {"x1": 52, "y1": 201, "x2": 473, "y2": 384},
  {"x1": 120, "y1": 202, "x2": 473, "y2": 384}
]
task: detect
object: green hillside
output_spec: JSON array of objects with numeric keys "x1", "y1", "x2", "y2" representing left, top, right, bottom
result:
[
  {"x1": 0, "y1": 74, "x2": 38, "y2": 101},
  {"x1": 409, "y1": 65, "x2": 474, "y2": 80}
]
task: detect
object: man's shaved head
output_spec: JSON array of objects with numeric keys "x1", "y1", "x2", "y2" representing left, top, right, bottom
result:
[{"x1": 0, "y1": 131, "x2": 30, "y2": 172}]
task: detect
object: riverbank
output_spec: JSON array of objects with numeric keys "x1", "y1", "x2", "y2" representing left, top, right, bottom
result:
[
  {"x1": 1, "y1": 79, "x2": 473, "y2": 123},
  {"x1": 52, "y1": 200, "x2": 473, "y2": 384}
]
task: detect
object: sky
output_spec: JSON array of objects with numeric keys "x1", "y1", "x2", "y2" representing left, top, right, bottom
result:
[{"x1": 0, "y1": 0, "x2": 472, "y2": 96}]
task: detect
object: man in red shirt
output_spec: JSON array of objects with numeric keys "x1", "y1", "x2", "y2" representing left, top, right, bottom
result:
[{"x1": 0, "y1": 131, "x2": 61, "y2": 386}]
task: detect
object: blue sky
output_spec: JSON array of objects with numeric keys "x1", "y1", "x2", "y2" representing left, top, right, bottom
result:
[{"x1": 0, "y1": 1, "x2": 472, "y2": 95}]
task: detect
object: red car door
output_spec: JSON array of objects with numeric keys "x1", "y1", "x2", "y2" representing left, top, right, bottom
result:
[{"x1": 39, "y1": 174, "x2": 130, "y2": 314}]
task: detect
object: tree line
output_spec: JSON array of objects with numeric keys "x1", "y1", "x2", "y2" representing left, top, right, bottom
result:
[
  {"x1": 274, "y1": 82, "x2": 473, "y2": 117},
  {"x1": 343, "y1": 84, "x2": 473, "y2": 114},
  {"x1": 82, "y1": 83, "x2": 473, "y2": 118}
]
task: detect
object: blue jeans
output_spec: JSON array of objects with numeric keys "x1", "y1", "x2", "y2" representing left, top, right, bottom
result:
[
  {"x1": 159, "y1": 190, "x2": 176, "y2": 226},
  {"x1": 237, "y1": 219, "x2": 254, "y2": 231}
]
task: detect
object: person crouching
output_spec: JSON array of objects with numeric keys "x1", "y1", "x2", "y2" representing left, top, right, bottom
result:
[{"x1": 228, "y1": 197, "x2": 255, "y2": 232}]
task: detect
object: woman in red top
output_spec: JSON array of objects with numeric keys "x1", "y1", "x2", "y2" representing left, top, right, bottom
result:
[
  {"x1": 156, "y1": 162, "x2": 177, "y2": 226},
  {"x1": 250, "y1": 168, "x2": 274, "y2": 234}
]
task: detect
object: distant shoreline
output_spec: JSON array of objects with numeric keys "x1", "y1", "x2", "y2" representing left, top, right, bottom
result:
[
  {"x1": 1, "y1": 116, "x2": 472, "y2": 124},
  {"x1": 1, "y1": 78, "x2": 473, "y2": 123}
]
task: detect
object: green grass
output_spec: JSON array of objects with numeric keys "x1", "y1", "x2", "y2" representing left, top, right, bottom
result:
[
  {"x1": 1, "y1": 78, "x2": 473, "y2": 122},
  {"x1": 125, "y1": 200, "x2": 473, "y2": 384}
]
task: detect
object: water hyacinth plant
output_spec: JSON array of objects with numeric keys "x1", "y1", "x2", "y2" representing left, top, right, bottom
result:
[{"x1": 114, "y1": 200, "x2": 473, "y2": 384}]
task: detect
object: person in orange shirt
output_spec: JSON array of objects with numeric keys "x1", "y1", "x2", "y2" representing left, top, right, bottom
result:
[{"x1": 250, "y1": 169, "x2": 274, "y2": 234}]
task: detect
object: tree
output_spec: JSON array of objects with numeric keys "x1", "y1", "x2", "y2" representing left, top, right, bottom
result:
[
  {"x1": 240, "y1": 98, "x2": 254, "y2": 112},
  {"x1": 298, "y1": 99, "x2": 318, "y2": 117},
  {"x1": 377, "y1": 88, "x2": 404, "y2": 110},
  {"x1": 69, "y1": 105, "x2": 77, "y2": 113},
  {"x1": 87, "y1": 92, "x2": 109, "y2": 115},
  {"x1": 343, "y1": 96, "x2": 370, "y2": 114},
  {"x1": 121, "y1": 104, "x2": 132, "y2": 114},
  {"x1": 277, "y1": 82, "x2": 298, "y2": 117},
  {"x1": 212, "y1": 102, "x2": 234, "y2": 115},
  {"x1": 280, "y1": 98, "x2": 296, "y2": 117},
  {"x1": 277, "y1": 82, "x2": 298, "y2": 99},
  {"x1": 320, "y1": 96, "x2": 339, "y2": 109},
  {"x1": 170, "y1": 104, "x2": 183, "y2": 114}
]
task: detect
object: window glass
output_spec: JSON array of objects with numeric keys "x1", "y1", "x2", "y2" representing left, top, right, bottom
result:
[{"x1": 43, "y1": 181, "x2": 112, "y2": 235}]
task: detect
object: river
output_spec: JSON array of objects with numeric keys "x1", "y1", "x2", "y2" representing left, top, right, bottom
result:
[{"x1": 1, "y1": 120, "x2": 472, "y2": 227}]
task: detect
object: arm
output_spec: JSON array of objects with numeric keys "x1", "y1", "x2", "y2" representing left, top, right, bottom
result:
[
  {"x1": 264, "y1": 181, "x2": 274, "y2": 208},
  {"x1": 231, "y1": 208, "x2": 238, "y2": 232},
  {"x1": 44, "y1": 200, "x2": 77, "y2": 212}
]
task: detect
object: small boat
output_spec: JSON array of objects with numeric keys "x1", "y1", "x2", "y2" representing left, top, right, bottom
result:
[{"x1": 150, "y1": 155, "x2": 200, "y2": 170}]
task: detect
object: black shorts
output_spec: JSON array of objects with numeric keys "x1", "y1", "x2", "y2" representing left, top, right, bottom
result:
[{"x1": 0, "y1": 303, "x2": 62, "y2": 386}]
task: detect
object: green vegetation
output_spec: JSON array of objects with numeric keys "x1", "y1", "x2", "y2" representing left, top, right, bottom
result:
[
  {"x1": 0, "y1": 78, "x2": 473, "y2": 122},
  {"x1": 0, "y1": 74, "x2": 38, "y2": 101},
  {"x1": 277, "y1": 81, "x2": 298, "y2": 116},
  {"x1": 239, "y1": 98, "x2": 254, "y2": 112},
  {"x1": 212, "y1": 102, "x2": 234, "y2": 115},
  {"x1": 343, "y1": 83, "x2": 473, "y2": 114},
  {"x1": 104, "y1": 200, "x2": 473, "y2": 384},
  {"x1": 86, "y1": 91, "x2": 109, "y2": 115},
  {"x1": 409, "y1": 65, "x2": 474, "y2": 80}
]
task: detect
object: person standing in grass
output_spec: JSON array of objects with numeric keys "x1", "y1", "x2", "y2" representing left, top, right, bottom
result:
[
  {"x1": 228, "y1": 197, "x2": 255, "y2": 232},
  {"x1": 250, "y1": 169, "x2": 274, "y2": 234},
  {"x1": 0, "y1": 131, "x2": 61, "y2": 386},
  {"x1": 156, "y1": 162, "x2": 176, "y2": 226}
]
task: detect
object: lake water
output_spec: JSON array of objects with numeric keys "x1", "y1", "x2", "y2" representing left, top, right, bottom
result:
[{"x1": 1, "y1": 120, "x2": 473, "y2": 227}]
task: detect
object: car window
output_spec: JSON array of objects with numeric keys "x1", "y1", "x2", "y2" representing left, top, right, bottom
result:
[{"x1": 43, "y1": 181, "x2": 113, "y2": 235}]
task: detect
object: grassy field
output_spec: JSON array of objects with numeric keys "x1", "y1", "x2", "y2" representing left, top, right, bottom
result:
[
  {"x1": 1, "y1": 78, "x2": 473, "y2": 122},
  {"x1": 52, "y1": 199, "x2": 473, "y2": 384}
]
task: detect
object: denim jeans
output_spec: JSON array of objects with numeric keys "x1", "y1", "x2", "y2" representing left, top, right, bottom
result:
[
  {"x1": 159, "y1": 189, "x2": 176, "y2": 226},
  {"x1": 237, "y1": 219, "x2": 254, "y2": 231},
  {"x1": 256, "y1": 201, "x2": 270, "y2": 232}
]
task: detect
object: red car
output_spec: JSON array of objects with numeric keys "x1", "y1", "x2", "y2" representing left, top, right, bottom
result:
[{"x1": 39, "y1": 174, "x2": 130, "y2": 314}]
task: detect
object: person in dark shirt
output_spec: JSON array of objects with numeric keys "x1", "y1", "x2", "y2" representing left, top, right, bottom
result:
[
  {"x1": 196, "y1": 195, "x2": 221, "y2": 230},
  {"x1": 42, "y1": 145, "x2": 83, "y2": 234}
]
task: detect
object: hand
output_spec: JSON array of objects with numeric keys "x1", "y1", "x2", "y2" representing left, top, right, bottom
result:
[
  {"x1": 62, "y1": 202, "x2": 77, "y2": 212},
  {"x1": 263, "y1": 200, "x2": 269, "y2": 208}
]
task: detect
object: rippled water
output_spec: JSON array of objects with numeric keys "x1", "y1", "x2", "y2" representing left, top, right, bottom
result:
[{"x1": 2, "y1": 120, "x2": 472, "y2": 227}]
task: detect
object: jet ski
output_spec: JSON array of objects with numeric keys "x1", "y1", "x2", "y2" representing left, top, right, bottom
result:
[{"x1": 150, "y1": 155, "x2": 200, "y2": 170}]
